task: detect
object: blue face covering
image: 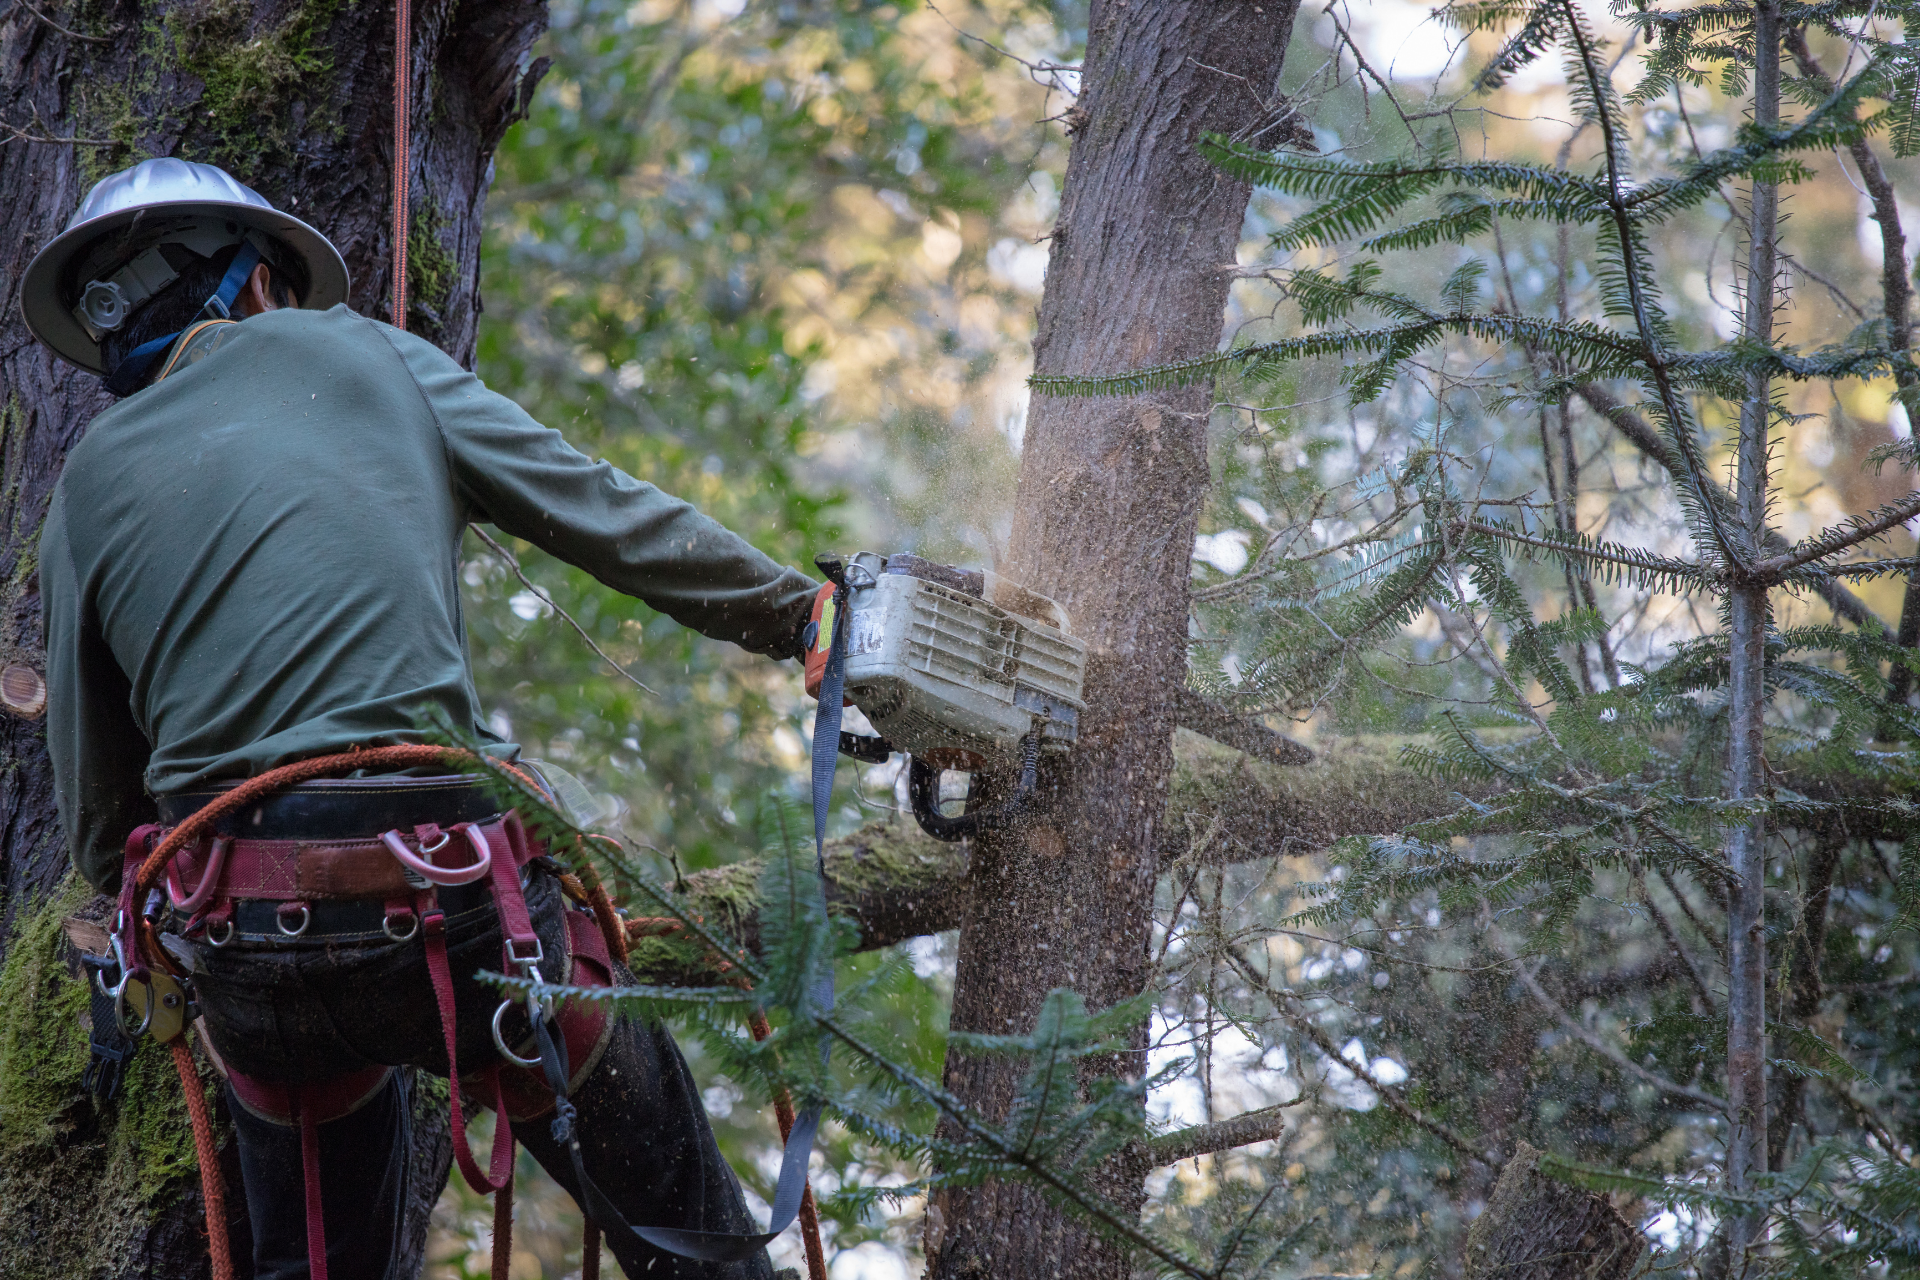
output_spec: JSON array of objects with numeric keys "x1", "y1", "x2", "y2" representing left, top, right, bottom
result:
[{"x1": 102, "y1": 240, "x2": 263, "y2": 397}]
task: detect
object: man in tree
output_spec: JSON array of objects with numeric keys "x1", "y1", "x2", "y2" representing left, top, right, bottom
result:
[{"x1": 23, "y1": 156, "x2": 815, "y2": 1279}]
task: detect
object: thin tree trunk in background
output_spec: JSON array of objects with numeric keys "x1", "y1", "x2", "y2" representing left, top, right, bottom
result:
[
  {"x1": 1725, "y1": 0, "x2": 1780, "y2": 1266},
  {"x1": 925, "y1": 4, "x2": 1299, "y2": 1277},
  {"x1": 1783, "y1": 29, "x2": 1920, "y2": 709},
  {"x1": 0, "y1": 0, "x2": 546, "y2": 1271}
]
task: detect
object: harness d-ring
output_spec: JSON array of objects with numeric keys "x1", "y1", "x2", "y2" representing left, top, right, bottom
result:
[
  {"x1": 206, "y1": 918, "x2": 234, "y2": 947},
  {"x1": 491, "y1": 997, "x2": 544, "y2": 1069},
  {"x1": 491, "y1": 961, "x2": 552, "y2": 1068},
  {"x1": 383, "y1": 912, "x2": 419, "y2": 942},
  {"x1": 115, "y1": 975, "x2": 154, "y2": 1038},
  {"x1": 276, "y1": 904, "x2": 311, "y2": 937}
]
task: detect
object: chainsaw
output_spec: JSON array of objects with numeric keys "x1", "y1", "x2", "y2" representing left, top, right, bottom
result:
[{"x1": 804, "y1": 551, "x2": 1086, "y2": 841}]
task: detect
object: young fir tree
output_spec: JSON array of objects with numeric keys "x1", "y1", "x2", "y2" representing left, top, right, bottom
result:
[{"x1": 1030, "y1": 0, "x2": 1920, "y2": 1275}]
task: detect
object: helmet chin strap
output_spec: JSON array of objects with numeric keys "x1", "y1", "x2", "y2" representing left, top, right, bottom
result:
[{"x1": 102, "y1": 239, "x2": 262, "y2": 397}]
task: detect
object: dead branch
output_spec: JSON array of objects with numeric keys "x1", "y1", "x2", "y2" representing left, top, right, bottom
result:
[
  {"x1": 1508, "y1": 957, "x2": 1727, "y2": 1112},
  {"x1": 1225, "y1": 944, "x2": 1491, "y2": 1166},
  {"x1": 467, "y1": 523, "x2": 658, "y2": 696},
  {"x1": 1143, "y1": 1103, "x2": 1293, "y2": 1167}
]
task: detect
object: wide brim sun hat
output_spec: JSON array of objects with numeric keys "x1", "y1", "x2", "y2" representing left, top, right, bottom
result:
[{"x1": 20, "y1": 157, "x2": 351, "y2": 375}]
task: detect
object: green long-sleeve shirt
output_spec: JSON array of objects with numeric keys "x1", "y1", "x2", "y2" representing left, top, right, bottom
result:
[{"x1": 44, "y1": 304, "x2": 818, "y2": 891}]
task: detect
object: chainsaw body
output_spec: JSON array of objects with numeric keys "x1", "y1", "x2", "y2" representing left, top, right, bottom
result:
[{"x1": 806, "y1": 551, "x2": 1086, "y2": 839}]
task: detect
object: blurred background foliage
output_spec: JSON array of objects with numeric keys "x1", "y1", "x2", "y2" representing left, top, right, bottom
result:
[
  {"x1": 431, "y1": 0, "x2": 1920, "y2": 1275},
  {"x1": 436, "y1": 0, "x2": 1060, "y2": 1273}
]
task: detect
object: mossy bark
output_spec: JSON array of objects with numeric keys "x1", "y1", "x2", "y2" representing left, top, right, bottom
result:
[{"x1": 0, "y1": 1, "x2": 549, "y2": 1273}]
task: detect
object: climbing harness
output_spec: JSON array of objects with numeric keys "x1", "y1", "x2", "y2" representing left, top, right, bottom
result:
[{"x1": 90, "y1": 728, "x2": 841, "y2": 1279}]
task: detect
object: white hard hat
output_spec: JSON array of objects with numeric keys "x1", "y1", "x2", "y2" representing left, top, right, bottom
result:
[{"x1": 20, "y1": 157, "x2": 351, "y2": 374}]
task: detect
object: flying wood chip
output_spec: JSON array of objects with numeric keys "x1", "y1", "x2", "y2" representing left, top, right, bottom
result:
[{"x1": 1, "y1": 664, "x2": 46, "y2": 717}]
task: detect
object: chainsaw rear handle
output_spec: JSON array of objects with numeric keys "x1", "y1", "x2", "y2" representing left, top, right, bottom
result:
[{"x1": 907, "y1": 732, "x2": 1040, "y2": 843}]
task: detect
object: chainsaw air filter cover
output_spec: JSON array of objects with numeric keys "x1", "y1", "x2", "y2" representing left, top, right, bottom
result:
[{"x1": 838, "y1": 552, "x2": 1085, "y2": 765}]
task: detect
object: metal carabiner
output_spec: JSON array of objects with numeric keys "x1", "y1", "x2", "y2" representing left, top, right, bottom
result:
[
  {"x1": 166, "y1": 835, "x2": 232, "y2": 913},
  {"x1": 379, "y1": 826, "x2": 491, "y2": 887},
  {"x1": 93, "y1": 931, "x2": 130, "y2": 1000}
]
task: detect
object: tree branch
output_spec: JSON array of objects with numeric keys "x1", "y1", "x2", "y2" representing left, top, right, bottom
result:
[
  {"x1": 623, "y1": 819, "x2": 968, "y2": 984},
  {"x1": 1226, "y1": 945, "x2": 1491, "y2": 1166},
  {"x1": 1508, "y1": 957, "x2": 1728, "y2": 1112},
  {"x1": 1169, "y1": 685, "x2": 1313, "y2": 764},
  {"x1": 1143, "y1": 1103, "x2": 1293, "y2": 1166},
  {"x1": 1755, "y1": 492, "x2": 1920, "y2": 579},
  {"x1": 1576, "y1": 383, "x2": 1880, "y2": 625},
  {"x1": 10, "y1": 0, "x2": 110, "y2": 42},
  {"x1": 467, "y1": 524, "x2": 658, "y2": 696}
]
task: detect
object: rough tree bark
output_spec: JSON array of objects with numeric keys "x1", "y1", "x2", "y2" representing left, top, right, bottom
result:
[
  {"x1": 1462, "y1": 1143, "x2": 1641, "y2": 1280},
  {"x1": 0, "y1": 0, "x2": 547, "y2": 1273},
  {"x1": 925, "y1": 5, "x2": 1302, "y2": 1278}
]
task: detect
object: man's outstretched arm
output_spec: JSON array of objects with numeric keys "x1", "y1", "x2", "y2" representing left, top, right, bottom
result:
[{"x1": 380, "y1": 323, "x2": 818, "y2": 656}]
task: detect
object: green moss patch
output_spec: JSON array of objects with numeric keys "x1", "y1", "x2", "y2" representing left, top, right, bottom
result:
[
  {"x1": 0, "y1": 876, "x2": 213, "y2": 1277},
  {"x1": 167, "y1": 0, "x2": 349, "y2": 173}
]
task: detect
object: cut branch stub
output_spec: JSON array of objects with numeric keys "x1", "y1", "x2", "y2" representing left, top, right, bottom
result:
[
  {"x1": 1, "y1": 664, "x2": 46, "y2": 717},
  {"x1": 1142, "y1": 1103, "x2": 1290, "y2": 1167}
]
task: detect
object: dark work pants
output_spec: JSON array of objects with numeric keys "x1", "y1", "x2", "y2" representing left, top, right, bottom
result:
[{"x1": 192, "y1": 869, "x2": 773, "y2": 1280}]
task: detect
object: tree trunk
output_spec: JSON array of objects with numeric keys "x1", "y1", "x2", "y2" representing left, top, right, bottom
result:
[
  {"x1": 925, "y1": 5, "x2": 1299, "y2": 1277},
  {"x1": 0, "y1": 0, "x2": 547, "y2": 1272},
  {"x1": 1725, "y1": 0, "x2": 1780, "y2": 1265},
  {"x1": 1462, "y1": 1143, "x2": 1642, "y2": 1280}
]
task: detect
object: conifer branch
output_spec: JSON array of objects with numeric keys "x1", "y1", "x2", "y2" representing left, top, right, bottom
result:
[
  {"x1": 1225, "y1": 945, "x2": 1491, "y2": 1166},
  {"x1": 1506, "y1": 956, "x2": 1730, "y2": 1111},
  {"x1": 1142, "y1": 1103, "x2": 1295, "y2": 1166},
  {"x1": 1755, "y1": 492, "x2": 1920, "y2": 579},
  {"x1": 1562, "y1": 0, "x2": 1746, "y2": 572}
]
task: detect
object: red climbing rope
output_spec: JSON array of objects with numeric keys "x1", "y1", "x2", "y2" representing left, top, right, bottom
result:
[
  {"x1": 391, "y1": 0, "x2": 411, "y2": 326},
  {"x1": 172, "y1": 1038, "x2": 235, "y2": 1280}
]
